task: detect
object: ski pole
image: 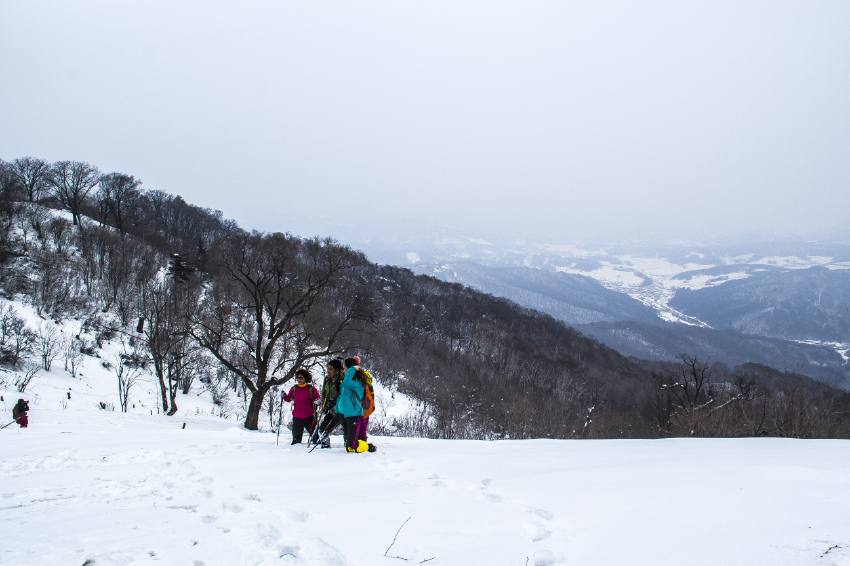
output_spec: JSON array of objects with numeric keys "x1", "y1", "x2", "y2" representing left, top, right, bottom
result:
[
  {"x1": 309, "y1": 426, "x2": 327, "y2": 453},
  {"x1": 1, "y1": 420, "x2": 17, "y2": 430},
  {"x1": 308, "y1": 399, "x2": 323, "y2": 448},
  {"x1": 309, "y1": 411, "x2": 338, "y2": 453},
  {"x1": 309, "y1": 406, "x2": 328, "y2": 453},
  {"x1": 275, "y1": 394, "x2": 284, "y2": 446}
]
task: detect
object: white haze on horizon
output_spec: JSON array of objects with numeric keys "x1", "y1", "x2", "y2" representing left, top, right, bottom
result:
[{"x1": 1, "y1": 0, "x2": 848, "y2": 244}]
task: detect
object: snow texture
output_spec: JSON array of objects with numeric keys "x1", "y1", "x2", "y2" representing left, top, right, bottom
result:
[
  {"x1": 1, "y1": 303, "x2": 849, "y2": 565},
  {"x1": 3, "y1": 411, "x2": 850, "y2": 565}
]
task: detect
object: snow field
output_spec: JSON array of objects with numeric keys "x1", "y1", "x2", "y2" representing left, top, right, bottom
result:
[
  {"x1": 1, "y1": 301, "x2": 849, "y2": 565},
  {"x1": 3, "y1": 407, "x2": 850, "y2": 566}
]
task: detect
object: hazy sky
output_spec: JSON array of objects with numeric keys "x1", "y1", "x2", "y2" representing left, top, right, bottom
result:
[{"x1": 2, "y1": 1, "x2": 848, "y2": 243}]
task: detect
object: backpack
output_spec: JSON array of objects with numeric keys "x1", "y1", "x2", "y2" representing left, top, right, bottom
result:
[
  {"x1": 354, "y1": 369, "x2": 376, "y2": 418},
  {"x1": 361, "y1": 384, "x2": 375, "y2": 418},
  {"x1": 13, "y1": 399, "x2": 28, "y2": 420}
]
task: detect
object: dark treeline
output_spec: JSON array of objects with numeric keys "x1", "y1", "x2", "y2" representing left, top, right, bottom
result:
[{"x1": 2, "y1": 155, "x2": 849, "y2": 438}]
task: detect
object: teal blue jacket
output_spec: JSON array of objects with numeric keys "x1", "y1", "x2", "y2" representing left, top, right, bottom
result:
[{"x1": 335, "y1": 367, "x2": 365, "y2": 418}]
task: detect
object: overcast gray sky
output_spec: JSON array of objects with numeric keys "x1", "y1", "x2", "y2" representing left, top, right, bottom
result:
[{"x1": 2, "y1": 1, "x2": 848, "y2": 243}]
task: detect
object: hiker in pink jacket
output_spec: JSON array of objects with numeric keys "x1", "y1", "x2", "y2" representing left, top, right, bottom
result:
[
  {"x1": 12, "y1": 399, "x2": 29, "y2": 428},
  {"x1": 282, "y1": 369, "x2": 321, "y2": 445}
]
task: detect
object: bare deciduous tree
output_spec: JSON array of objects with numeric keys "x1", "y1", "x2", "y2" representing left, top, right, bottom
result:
[
  {"x1": 140, "y1": 262, "x2": 201, "y2": 416},
  {"x1": 47, "y1": 216, "x2": 71, "y2": 254},
  {"x1": 9, "y1": 157, "x2": 51, "y2": 203},
  {"x1": 0, "y1": 304, "x2": 33, "y2": 366},
  {"x1": 191, "y1": 232, "x2": 372, "y2": 430},
  {"x1": 63, "y1": 335, "x2": 85, "y2": 377},
  {"x1": 0, "y1": 161, "x2": 24, "y2": 263},
  {"x1": 115, "y1": 342, "x2": 142, "y2": 413},
  {"x1": 15, "y1": 361, "x2": 40, "y2": 392},
  {"x1": 36, "y1": 322, "x2": 61, "y2": 371},
  {"x1": 97, "y1": 173, "x2": 142, "y2": 236},
  {"x1": 652, "y1": 354, "x2": 716, "y2": 436},
  {"x1": 49, "y1": 161, "x2": 100, "y2": 226}
]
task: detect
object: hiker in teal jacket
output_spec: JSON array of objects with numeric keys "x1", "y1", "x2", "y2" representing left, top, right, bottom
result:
[{"x1": 336, "y1": 358, "x2": 365, "y2": 452}]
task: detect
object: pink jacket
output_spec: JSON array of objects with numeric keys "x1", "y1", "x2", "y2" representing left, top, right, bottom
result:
[{"x1": 283, "y1": 384, "x2": 320, "y2": 419}]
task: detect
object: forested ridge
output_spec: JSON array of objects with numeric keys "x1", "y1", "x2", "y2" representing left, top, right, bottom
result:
[{"x1": 2, "y1": 156, "x2": 849, "y2": 438}]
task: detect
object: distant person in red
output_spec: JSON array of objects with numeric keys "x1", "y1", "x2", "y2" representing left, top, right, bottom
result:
[
  {"x1": 12, "y1": 399, "x2": 29, "y2": 428},
  {"x1": 281, "y1": 369, "x2": 320, "y2": 445}
]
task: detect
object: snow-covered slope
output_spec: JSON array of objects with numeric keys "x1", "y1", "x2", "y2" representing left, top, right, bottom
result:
[{"x1": 3, "y1": 398, "x2": 850, "y2": 565}]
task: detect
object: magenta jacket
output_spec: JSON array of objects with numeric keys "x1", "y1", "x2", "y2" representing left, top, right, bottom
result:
[{"x1": 283, "y1": 384, "x2": 320, "y2": 419}]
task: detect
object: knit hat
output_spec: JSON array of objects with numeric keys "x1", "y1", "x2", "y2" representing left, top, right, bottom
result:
[{"x1": 353, "y1": 356, "x2": 361, "y2": 365}]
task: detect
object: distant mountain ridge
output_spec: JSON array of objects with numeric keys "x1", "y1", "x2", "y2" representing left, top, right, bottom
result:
[
  {"x1": 576, "y1": 320, "x2": 847, "y2": 383},
  {"x1": 292, "y1": 219, "x2": 850, "y2": 388},
  {"x1": 669, "y1": 266, "x2": 850, "y2": 344},
  {"x1": 425, "y1": 262, "x2": 662, "y2": 325}
]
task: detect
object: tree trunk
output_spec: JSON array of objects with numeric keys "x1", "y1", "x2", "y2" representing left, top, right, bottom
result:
[
  {"x1": 153, "y1": 357, "x2": 169, "y2": 413},
  {"x1": 167, "y1": 370, "x2": 178, "y2": 416},
  {"x1": 244, "y1": 387, "x2": 268, "y2": 430},
  {"x1": 157, "y1": 371, "x2": 169, "y2": 413}
]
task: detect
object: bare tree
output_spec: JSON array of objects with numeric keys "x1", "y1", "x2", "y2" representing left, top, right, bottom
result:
[
  {"x1": 9, "y1": 157, "x2": 51, "y2": 203},
  {"x1": 15, "y1": 361, "x2": 40, "y2": 392},
  {"x1": 63, "y1": 335, "x2": 85, "y2": 377},
  {"x1": 0, "y1": 304, "x2": 33, "y2": 366},
  {"x1": 97, "y1": 173, "x2": 142, "y2": 235},
  {"x1": 0, "y1": 159, "x2": 20, "y2": 200},
  {"x1": 139, "y1": 259, "x2": 200, "y2": 415},
  {"x1": 115, "y1": 342, "x2": 142, "y2": 412},
  {"x1": 35, "y1": 322, "x2": 61, "y2": 371},
  {"x1": 190, "y1": 232, "x2": 372, "y2": 430},
  {"x1": 652, "y1": 354, "x2": 718, "y2": 436},
  {"x1": 140, "y1": 278, "x2": 176, "y2": 413},
  {"x1": 23, "y1": 202, "x2": 50, "y2": 245},
  {"x1": 47, "y1": 216, "x2": 72, "y2": 254},
  {"x1": 0, "y1": 161, "x2": 23, "y2": 263},
  {"x1": 48, "y1": 161, "x2": 99, "y2": 226}
]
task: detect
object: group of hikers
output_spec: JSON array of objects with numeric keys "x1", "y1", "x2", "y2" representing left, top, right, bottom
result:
[
  {"x1": 281, "y1": 356, "x2": 377, "y2": 453},
  {"x1": 5, "y1": 359, "x2": 375, "y2": 451}
]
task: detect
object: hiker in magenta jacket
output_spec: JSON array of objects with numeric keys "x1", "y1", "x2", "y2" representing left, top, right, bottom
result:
[
  {"x1": 12, "y1": 399, "x2": 28, "y2": 428},
  {"x1": 282, "y1": 368, "x2": 320, "y2": 445}
]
